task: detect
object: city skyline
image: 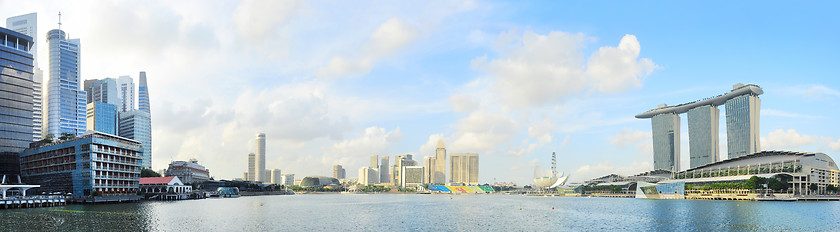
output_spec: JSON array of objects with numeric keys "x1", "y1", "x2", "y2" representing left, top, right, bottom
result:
[{"x1": 2, "y1": 1, "x2": 838, "y2": 184}]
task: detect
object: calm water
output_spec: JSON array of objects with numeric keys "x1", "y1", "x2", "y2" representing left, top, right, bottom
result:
[{"x1": 2, "y1": 194, "x2": 839, "y2": 231}]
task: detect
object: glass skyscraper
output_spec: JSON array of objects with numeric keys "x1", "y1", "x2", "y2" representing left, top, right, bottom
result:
[
  {"x1": 7, "y1": 13, "x2": 43, "y2": 141},
  {"x1": 687, "y1": 105, "x2": 720, "y2": 168},
  {"x1": 85, "y1": 78, "x2": 118, "y2": 105},
  {"x1": 46, "y1": 29, "x2": 86, "y2": 136},
  {"x1": 117, "y1": 76, "x2": 134, "y2": 112},
  {"x1": 652, "y1": 113, "x2": 680, "y2": 172},
  {"x1": 0, "y1": 27, "x2": 35, "y2": 152},
  {"x1": 86, "y1": 102, "x2": 118, "y2": 135},
  {"x1": 725, "y1": 94, "x2": 761, "y2": 159},
  {"x1": 119, "y1": 110, "x2": 152, "y2": 168}
]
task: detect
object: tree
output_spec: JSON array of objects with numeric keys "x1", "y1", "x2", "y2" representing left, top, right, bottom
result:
[
  {"x1": 141, "y1": 168, "x2": 162, "y2": 177},
  {"x1": 58, "y1": 132, "x2": 75, "y2": 141},
  {"x1": 745, "y1": 176, "x2": 767, "y2": 190},
  {"x1": 40, "y1": 133, "x2": 55, "y2": 143},
  {"x1": 809, "y1": 183, "x2": 819, "y2": 192}
]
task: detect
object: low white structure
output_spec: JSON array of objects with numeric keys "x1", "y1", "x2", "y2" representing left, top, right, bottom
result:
[{"x1": 139, "y1": 176, "x2": 192, "y2": 199}]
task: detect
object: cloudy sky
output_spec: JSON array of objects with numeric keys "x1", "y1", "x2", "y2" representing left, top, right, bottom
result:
[{"x1": 3, "y1": 0, "x2": 839, "y2": 184}]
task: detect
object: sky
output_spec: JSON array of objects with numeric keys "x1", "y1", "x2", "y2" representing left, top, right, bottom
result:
[{"x1": 2, "y1": 0, "x2": 839, "y2": 184}]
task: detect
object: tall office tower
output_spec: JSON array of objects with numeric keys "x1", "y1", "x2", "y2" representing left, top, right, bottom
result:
[
  {"x1": 85, "y1": 78, "x2": 118, "y2": 105},
  {"x1": 118, "y1": 110, "x2": 152, "y2": 168},
  {"x1": 270, "y1": 169, "x2": 282, "y2": 184},
  {"x1": 0, "y1": 27, "x2": 35, "y2": 152},
  {"x1": 46, "y1": 28, "x2": 86, "y2": 136},
  {"x1": 379, "y1": 156, "x2": 390, "y2": 184},
  {"x1": 434, "y1": 140, "x2": 446, "y2": 184},
  {"x1": 117, "y1": 76, "x2": 134, "y2": 112},
  {"x1": 687, "y1": 105, "x2": 720, "y2": 168},
  {"x1": 393, "y1": 154, "x2": 417, "y2": 187},
  {"x1": 246, "y1": 152, "x2": 255, "y2": 181},
  {"x1": 400, "y1": 166, "x2": 424, "y2": 188},
  {"x1": 255, "y1": 133, "x2": 266, "y2": 182},
  {"x1": 450, "y1": 153, "x2": 479, "y2": 185},
  {"x1": 138, "y1": 72, "x2": 150, "y2": 113},
  {"x1": 370, "y1": 155, "x2": 378, "y2": 168},
  {"x1": 422, "y1": 156, "x2": 434, "y2": 184},
  {"x1": 652, "y1": 113, "x2": 680, "y2": 172},
  {"x1": 725, "y1": 85, "x2": 761, "y2": 158},
  {"x1": 7, "y1": 13, "x2": 42, "y2": 141},
  {"x1": 86, "y1": 102, "x2": 118, "y2": 135},
  {"x1": 358, "y1": 167, "x2": 379, "y2": 185},
  {"x1": 333, "y1": 164, "x2": 345, "y2": 179}
]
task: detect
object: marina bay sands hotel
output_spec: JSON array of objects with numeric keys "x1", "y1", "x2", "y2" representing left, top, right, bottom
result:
[{"x1": 636, "y1": 83, "x2": 762, "y2": 172}]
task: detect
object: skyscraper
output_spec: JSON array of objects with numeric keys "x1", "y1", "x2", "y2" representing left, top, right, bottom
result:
[
  {"x1": 270, "y1": 169, "x2": 282, "y2": 184},
  {"x1": 333, "y1": 164, "x2": 345, "y2": 179},
  {"x1": 393, "y1": 154, "x2": 417, "y2": 187},
  {"x1": 725, "y1": 87, "x2": 761, "y2": 158},
  {"x1": 370, "y1": 155, "x2": 378, "y2": 168},
  {"x1": 379, "y1": 156, "x2": 389, "y2": 184},
  {"x1": 46, "y1": 28, "x2": 86, "y2": 136},
  {"x1": 6, "y1": 13, "x2": 42, "y2": 141},
  {"x1": 118, "y1": 110, "x2": 152, "y2": 168},
  {"x1": 450, "y1": 153, "x2": 479, "y2": 185},
  {"x1": 0, "y1": 26, "x2": 35, "y2": 152},
  {"x1": 255, "y1": 133, "x2": 266, "y2": 183},
  {"x1": 687, "y1": 105, "x2": 720, "y2": 168},
  {"x1": 423, "y1": 156, "x2": 434, "y2": 184},
  {"x1": 652, "y1": 113, "x2": 680, "y2": 172},
  {"x1": 138, "y1": 72, "x2": 150, "y2": 113},
  {"x1": 86, "y1": 102, "x2": 118, "y2": 135},
  {"x1": 246, "y1": 152, "x2": 255, "y2": 181},
  {"x1": 85, "y1": 78, "x2": 118, "y2": 105},
  {"x1": 434, "y1": 140, "x2": 446, "y2": 184},
  {"x1": 117, "y1": 76, "x2": 134, "y2": 112}
]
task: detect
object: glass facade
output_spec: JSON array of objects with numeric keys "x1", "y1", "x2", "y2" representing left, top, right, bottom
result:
[
  {"x1": 46, "y1": 29, "x2": 86, "y2": 137},
  {"x1": 0, "y1": 27, "x2": 35, "y2": 153},
  {"x1": 85, "y1": 78, "x2": 118, "y2": 105},
  {"x1": 725, "y1": 95, "x2": 760, "y2": 159},
  {"x1": 652, "y1": 114, "x2": 680, "y2": 172},
  {"x1": 118, "y1": 110, "x2": 152, "y2": 168},
  {"x1": 138, "y1": 72, "x2": 150, "y2": 113},
  {"x1": 86, "y1": 102, "x2": 118, "y2": 135},
  {"x1": 687, "y1": 105, "x2": 720, "y2": 168}
]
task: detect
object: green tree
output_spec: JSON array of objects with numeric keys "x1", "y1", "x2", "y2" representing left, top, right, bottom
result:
[
  {"x1": 58, "y1": 132, "x2": 76, "y2": 141},
  {"x1": 809, "y1": 183, "x2": 819, "y2": 192},
  {"x1": 40, "y1": 133, "x2": 55, "y2": 143},
  {"x1": 141, "y1": 168, "x2": 162, "y2": 177},
  {"x1": 745, "y1": 176, "x2": 767, "y2": 190}
]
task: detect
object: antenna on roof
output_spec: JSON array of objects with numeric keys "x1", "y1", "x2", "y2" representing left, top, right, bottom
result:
[{"x1": 58, "y1": 12, "x2": 62, "y2": 30}]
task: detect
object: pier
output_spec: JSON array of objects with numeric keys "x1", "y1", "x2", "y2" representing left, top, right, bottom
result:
[{"x1": 1, "y1": 197, "x2": 67, "y2": 209}]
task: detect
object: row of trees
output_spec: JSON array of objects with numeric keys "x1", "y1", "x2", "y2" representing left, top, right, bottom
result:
[{"x1": 685, "y1": 176, "x2": 790, "y2": 191}]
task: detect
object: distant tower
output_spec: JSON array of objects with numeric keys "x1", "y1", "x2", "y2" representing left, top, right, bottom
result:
[
  {"x1": 434, "y1": 140, "x2": 446, "y2": 184},
  {"x1": 138, "y1": 72, "x2": 150, "y2": 113},
  {"x1": 379, "y1": 156, "x2": 390, "y2": 184},
  {"x1": 247, "y1": 152, "x2": 255, "y2": 181},
  {"x1": 255, "y1": 133, "x2": 266, "y2": 182},
  {"x1": 117, "y1": 76, "x2": 134, "y2": 112},
  {"x1": 551, "y1": 152, "x2": 557, "y2": 177}
]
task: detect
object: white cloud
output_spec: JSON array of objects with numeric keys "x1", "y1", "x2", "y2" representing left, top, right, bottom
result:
[
  {"x1": 450, "y1": 110, "x2": 518, "y2": 153},
  {"x1": 315, "y1": 17, "x2": 419, "y2": 78},
  {"x1": 449, "y1": 94, "x2": 480, "y2": 113},
  {"x1": 528, "y1": 119, "x2": 555, "y2": 143},
  {"x1": 573, "y1": 161, "x2": 652, "y2": 182},
  {"x1": 471, "y1": 31, "x2": 657, "y2": 108},
  {"x1": 762, "y1": 109, "x2": 825, "y2": 119},
  {"x1": 418, "y1": 134, "x2": 446, "y2": 155},
  {"x1": 610, "y1": 128, "x2": 653, "y2": 157},
  {"x1": 232, "y1": 0, "x2": 302, "y2": 47},
  {"x1": 586, "y1": 34, "x2": 658, "y2": 93},
  {"x1": 326, "y1": 126, "x2": 403, "y2": 162},
  {"x1": 760, "y1": 129, "x2": 816, "y2": 150},
  {"x1": 830, "y1": 138, "x2": 840, "y2": 151}
]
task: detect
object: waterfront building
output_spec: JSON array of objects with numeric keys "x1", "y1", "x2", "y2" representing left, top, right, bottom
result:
[
  {"x1": 379, "y1": 156, "x2": 389, "y2": 184},
  {"x1": 433, "y1": 140, "x2": 446, "y2": 184},
  {"x1": 450, "y1": 153, "x2": 479, "y2": 185},
  {"x1": 139, "y1": 176, "x2": 192, "y2": 199},
  {"x1": 333, "y1": 164, "x2": 345, "y2": 179},
  {"x1": 45, "y1": 27, "x2": 86, "y2": 137},
  {"x1": 0, "y1": 26, "x2": 35, "y2": 152},
  {"x1": 86, "y1": 102, "x2": 118, "y2": 135},
  {"x1": 270, "y1": 169, "x2": 281, "y2": 184},
  {"x1": 164, "y1": 159, "x2": 210, "y2": 184},
  {"x1": 279, "y1": 174, "x2": 294, "y2": 186},
  {"x1": 423, "y1": 156, "x2": 434, "y2": 184},
  {"x1": 6, "y1": 13, "x2": 43, "y2": 141},
  {"x1": 725, "y1": 84, "x2": 761, "y2": 158},
  {"x1": 668, "y1": 150, "x2": 839, "y2": 195},
  {"x1": 358, "y1": 167, "x2": 379, "y2": 186},
  {"x1": 255, "y1": 133, "x2": 266, "y2": 183},
  {"x1": 299, "y1": 176, "x2": 340, "y2": 188},
  {"x1": 637, "y1": 84, "x2": 763, "y2": 172},
  {"x1": 400, "y1": 166, "x2": 424, "y2": 188},
  {"x1": 118, "y1": 110, "x2": 152, "y2": 168},
  {"x1": 652, "y1": 113, "x2": 680, "y2": 172},
  {"x1": 687, "y1": 105, "x2": 720, "y2": 168},
  {"x1": 84, "y1": 78, "x2": 119, "y2": 106},
  {"x1": 116, "y1": 76, "x2": 134, "y2": 112},
  {"x1": 392, "y1": 154, "x2": 417, "y2": 187},
  {"x1": 20, "y1": 131, "x2": 143, "y2": 197}
]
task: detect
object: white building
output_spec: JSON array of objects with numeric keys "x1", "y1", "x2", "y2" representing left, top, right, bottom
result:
[
  {"x1": 400, "y1": 166, "x2": 424, "y2": 188},
  {"x1": 358, "y1": 167, "x2": 379, "y2": 186},
  {"x1": 116, "y1": 76, "x2": 134, "y2": 112},
  {"x1": 450, "y1": 153, "x2": 479, "y2": 185},
  {"x1": 270, "y1": 169, "x2": 282, "y2": 184},
  {"x1": 255, "y1": 133, "x2": 266, "y2": 183},
  {"x1": 280, "y1": 174, "x2": 294, "y2": 186}
]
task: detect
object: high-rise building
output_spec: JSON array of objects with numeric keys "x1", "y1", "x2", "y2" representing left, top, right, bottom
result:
[
  {"x1": 333, "y1": 164, "x2": 345, "y2": 179},
  {"x1": 687, "y1": 105, "x2": 720, "y2": 168},
  {"x1": 279, "y1": 174, "x2": 294, "y2": 186},
  {"x1": 86, "y1": 102, "x2": 118, "y2": 135},
  {"x1": 379, "y1": 156, "x2": 389, "y2": 184},
  {"x1": 6, "y1": 13, "x2": 42, "y2": 141},
  {"x1": 450, "y1": 153, "x2": 479, "y2": 185},
  {"x1": 0, "y1": 26, "x2": 35, "y2": 152},
  {"x1": 138, "y1": 72, "x2": 150, "y2": 113},
  {"x1": 117, "y1": 76, "x2": 134, "y2": 112},
  {"x1": 423, "y1": 156, "x2": 434, "y2": 184},
  {"x1": 370, "y1": 155, "x2": 378, "y2": 168},
  {"x1": 85, "y1": 78, "x2": 118, "y2": 105},
  {"x1": 46, "y1": 28, "x2": 86, "y2": 136},
  {"x1": 652, "y1": 113, "x2": 680, "y2": 172},
  {"x1": 246, "y1": 152, "x2": 255, "y2": 181},
  {"x1": 725, "y1": 86, "x2": 761, "y2": 159},
  {"x1": 434, "y1": 140, "x2": 446, "y2": 184},
  {"x1": 400, "y1": 166, "x2": 424, "y2": 188},
  {"x1": 393, "y1": 154, "x2": 417, "y2": 187},
  {"x1": 255, "y1": 133, "x2": 266, "y2": 182},
  {"x1": 118, "y1": 110, "x2": 152, "y2": 168},
  {"x1": 358, "y1": 167, "x2": 379, "y2": 186},
  {"x1": 270, "y1": 169, "x2": 282, "y2": 184}
]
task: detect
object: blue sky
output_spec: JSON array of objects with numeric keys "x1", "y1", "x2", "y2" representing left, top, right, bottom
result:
[{"x1": 3, "y1": 0, "x2": 838, "y2": 184}]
